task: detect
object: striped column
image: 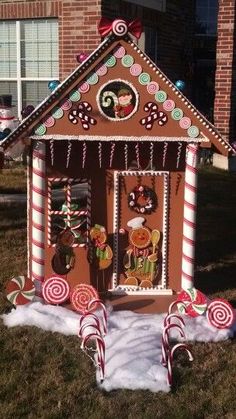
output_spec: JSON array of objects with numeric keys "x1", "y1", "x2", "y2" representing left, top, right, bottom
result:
[
  {"x1": 181, "y1": 143, "x2": 198, "y2": 290},
  {"x1": 31, "y1": 141, "x2": 46, "y2": 296}
]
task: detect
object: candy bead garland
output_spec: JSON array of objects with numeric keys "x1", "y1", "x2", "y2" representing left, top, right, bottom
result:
[
  {"x1": 42, "y1": 276, "x2": 70, "y2": 305},
  {"x1": 207, "y1": 299, "x2": 235, "y2": 329},
  {"x1": 6, "y1": 275, "x2": 35, "y2": 305}
]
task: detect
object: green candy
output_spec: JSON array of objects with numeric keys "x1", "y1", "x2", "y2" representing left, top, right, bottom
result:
[
  {"x1": 139, "y1": 72, "x2": 151, "y2": 85},
  {"x1": 155, "y1": 90, "x2": 167, "y2": 103},
  {"x1": 122, "y1": 55, "x2": 134, "y2": 67},
  {"x1": 187, "y1": 125, "x2": 200, "y2": 138},
  {"x1": 171, "y1": 108, "x2": 184, "y2": 120}
]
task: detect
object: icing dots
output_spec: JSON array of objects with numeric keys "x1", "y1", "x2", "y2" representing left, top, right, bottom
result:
[
  {"x1": 130, "y1": 63, "x2": 142, "y2": 76},
  {"x1": 121, "y1": 55, "x2": 134, "y2": 67},
  {"x1": 86, "y1": 73, "x2": 99, "y2": 85},
  {"x1": 179, "y1": 117, "x2": 191, "y2": 130},
  {"x1": 95, "y1": 63, "x2": 108, "y2": 76},
  {"x1": 187, "y1": 126, "x2": 200, "y2": 138},
  {"x1": 79, "y1": 82, "x2": 90, "y2": 93},
  {"x1": 52, "y1": 107, "x2": 63, "y2": 119},
  {"x1": 69, "y1": 90, "x2": 81, "y2": 102},
  {"x1": 147, "y1": 82, "x2": 159, "y2": 94},
  {"x1": 104, "y1": 55, "x2": 117, "y2": 67},
  {"x1": 171, "y1": 108, "x2": 184, "y2": 120},
  {"x1": 155, "y1": 90, "x2": 167, "y2": 103},
  {"x1": 163, "y1": 99, "x2": 175, "y2": 111},
  {"x1": 113, "y1": 46, "x2": 126, "y2": 58},
  {"x1": 138, "y1": 72, "x2": 151, "y2": 85},
  {"x1": 34, "y1": 124, "x2": 46, "y2": 136}
]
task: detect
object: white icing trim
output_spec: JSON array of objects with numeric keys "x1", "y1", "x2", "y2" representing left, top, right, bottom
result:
[
  {"x1": 109, "y1": 287, "x2": 174, "y2": 296},
  {"x1": 112, "y1": 170, "x2": 169, "y2": 292},
  {"x1": 30, "y1": 135, "x2": 207, "y2": 142}
]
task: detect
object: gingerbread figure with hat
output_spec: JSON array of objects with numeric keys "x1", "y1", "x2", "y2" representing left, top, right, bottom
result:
[
  {"x1": 123, "y1": 216, "x2": 160, "y2": 288},
  {"x1": 89, "y1": 224, "x2": 113, "y2": 270}
]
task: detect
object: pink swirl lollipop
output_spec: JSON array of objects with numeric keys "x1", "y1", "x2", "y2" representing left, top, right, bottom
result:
[
  {"x1": 179, "y1": 116, "x2": 191, "y2": 130},
  {"x1": 113, "y1": 46, "x2": 126, "y2": 58},
  {"x1": 79, "y1": 82, "x2": 90, "y2": 94},
  {"x1": 207, "y1": 299, "x2": 235, "y2": 329},
  {"x1": 130, "y1": 63, "x2": 142, "y2": 76},
  {"x1": 95, "y1": 63, "x2": 108, "y2": 76},
  {"x1": 112, "y1": 19, "x2": 128, "y2": 36},
  {"x1": 44, "y1": 115, "x2": 55, "y2": 128},
  {"x1": 42, "y1": 277, "x2": 70, "y2": 305},
  {"x1": 60, "y1": 99, "x2": 72, "y2": 111},
  {"x1": 147, "y1": 81, "x2": 159, "y2": 94},
  {"x1": 163, "y1": 99, "x2": 175, "y2": 112}
]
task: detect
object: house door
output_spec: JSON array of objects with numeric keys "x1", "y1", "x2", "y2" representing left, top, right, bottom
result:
[{"x1": 112, "y1": 170, "x2": 169, "y2": 292}]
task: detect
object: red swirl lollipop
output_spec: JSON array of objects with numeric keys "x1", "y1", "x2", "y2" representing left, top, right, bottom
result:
[
  {"x1": 70, "y1": 284, "x2": 99, "y2": 313},
  {"x1": 207, "y1": 299, "x2": 235, "y2": 329},
  {"x1": 177, "y1": 287, "x2": 207, "y2": 317},
  {"x1": 42, "y1": 276, "x2": 70, "y2": 305},
  {"x1": 6, "y1": 275, "x2": 35, "y2": 305}
]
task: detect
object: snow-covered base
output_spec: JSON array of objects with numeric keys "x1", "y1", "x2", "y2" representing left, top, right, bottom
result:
[{"x1": 1, "y1": 302, "x2": 235, "y2": 393}]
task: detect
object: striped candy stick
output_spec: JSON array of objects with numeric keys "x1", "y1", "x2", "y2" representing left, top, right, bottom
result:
[
  {"x1": 181, "y1": 143, "x2": 199, "y2": 290},
  {"x1": 79, "y1": 314, "x2": 101, "y2": 337},
  {"x1": 167, "y1": 343, "x2": 194, "y2": 387},
  {"x1": 168, "y1": 300, "x2": 187, "y2": 315},
  {"x1": 163, "y1": 313, "x2": 185, "y2": 328},
  {"x1": 32, "y1": 141, "x2": 46, "y2": 296},
  {"x1": 86, "y1": 299, "x2": 108, "y2": 335},
  {"x1": 163, "y1": 323, "x2": 186, "y2": 347},
  {"x1": 82, "y1": 333, "x2": 105, "y2": 381}
]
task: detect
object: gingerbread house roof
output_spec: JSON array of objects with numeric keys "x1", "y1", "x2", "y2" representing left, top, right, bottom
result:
[{"x1": 2, "y1": 19, "x2": 234, "y2": 157}]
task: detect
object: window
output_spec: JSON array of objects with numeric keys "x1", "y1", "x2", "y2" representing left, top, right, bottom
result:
[
  {"x1": 195, "y1": 0, "x2": 219, "y2": 35},
  {"x1": 0, "y1": 19, "x2": 58, "y2": 119},
  {"x1": 48, "y1": 178, "x2": 90, "y2": 247}
]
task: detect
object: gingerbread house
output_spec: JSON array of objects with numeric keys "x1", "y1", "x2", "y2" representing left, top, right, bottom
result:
[{"x1": 2, "y1": 18, "x2": 234, "y2": 313}]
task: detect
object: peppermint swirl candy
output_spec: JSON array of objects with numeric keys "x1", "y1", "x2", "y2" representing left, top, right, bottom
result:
[
  {"x1": 163, "y1": 99, "x2": 175, "y2": 111},
  {"x1": 138, "y1": 72, "x2": 151, "y2": 85},
  {"x1": 52, "y1": 106, "x2": 64, "y2": 119},
  {"x1": 34, "y1": 123, "x2": 46, "y2": 136},
  {"x1": 6, "y1": 275, "x2": 35, "y2": 305},
  {"x1": 177, "y1": 288, "x2": 207, "y2": 317},
  {"x1": 42, "y1": 277, "x2": 70, "y2": 305},
  {"x1": 187, "y1": 125, "x2": 200, "y2": 138},
  {"x1": 104, "y1": 54, "x2": 117, "y2": 67},
  {"x1": 86, "y1": 72, "x2": 99, "y2": 85},
  {"x1": 44, "y1": 115, "x2": 55, "y2": 128},
  {"x1": 95, "y1": 63, "x2": 108, "y2": 76},
  {"x1": 130, "y1": 63, "x2": 142, "y2": 76},
  {"x1": 171, "y1": 108, "x2": 184, "y2": 120},
  {"x1": 113, "y1": 46, "x2": 126, "y2": 58},
  {"x1": 121, "y1": 54, "x2": 134, "y2": 67},
  {"x1": 155, "y1": 90, "x2": 167, "y2": 103},
  {"x1": 70, "y1": 284, "x2": 99, "y2": 313},
  {"x1": 79, "y1": 82, "x2": 90, "y2": 93},
  {"x1": 60, "y1": 99, "x2": 72, "y2": 111},
  {"x1": 179, "y1": 116, "x2": 192, "y2": 130},
  {"x1": 207, "y1": 299, "x2": 235, "y2": 329},
  {"x1": 69, "y1": 90, "x2": 81, "y2": 102},
  {"x1": 147, "y1": 81, "x2": 159, "y2": 94},
  {"x1": 112, "y1": 19, "x2": 128, "y2": 36}
]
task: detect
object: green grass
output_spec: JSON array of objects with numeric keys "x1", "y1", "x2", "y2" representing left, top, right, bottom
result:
[{"x1": 0, "y1": 166, "x2": 236, "y2": 418}]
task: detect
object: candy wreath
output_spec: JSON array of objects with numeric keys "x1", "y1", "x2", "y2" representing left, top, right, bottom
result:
[{"x1": 128, "y1": 185, "x2": 157, "y2": 214}]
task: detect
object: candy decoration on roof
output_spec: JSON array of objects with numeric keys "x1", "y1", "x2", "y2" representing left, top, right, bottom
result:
[
  {"x1": 68, "y1": 102, "x2": 97, "y2": 130},
  {"x1": 76, "y1": 52, "x2": 89, "y2": 63},
  {"x1": 206, "y1": 299, "x2": 235, "y2": 329},
  {"x1": 6, "y1": 275, "x2": 35, "y2": 305},
  {"x1": 48, "y1": 80, "x2": 60, "y2": 92},
  {"x1": 70, "y1": 284, "x2": 99, "y2": 313},
  {"x1": 98, "y1": 17, "x2": 142, "y2": 39},
  {"x1": 42, "y1": 276, "x2": 70, "y2": 305},
  {"x1": 177, "y1": 287, "x2": 208, "y2": 317},
  {"x1": 140, "y1": 102, "x2": 168, "y2": 130}
]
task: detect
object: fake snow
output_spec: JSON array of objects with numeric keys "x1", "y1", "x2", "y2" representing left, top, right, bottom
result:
[{"x1": 1, "y1": 302, "x2": 235, "y2": 393}]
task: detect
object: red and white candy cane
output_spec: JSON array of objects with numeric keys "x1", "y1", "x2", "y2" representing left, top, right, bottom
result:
[
  {"x1": 164, "y1": 313, "x2": 185, "y2": 328},
  {"x1": 68, "y1": 102, "x2": 97, "y2": 130},
  {"x1": 86, "y1": 299, "x2": 108, "y2": 336},
  {"x1": 161, "y1": 333, "x2": 169, "y2": 367},
  {"x1": 82, "y1": 333, "x2": 105, "y2": 381},
  {"x1": 140, "y1": 102, "x2": 168, "y2": 130},
  {"x1": 167, "y1": 343, "x2": 193, "y2": 386},
  {"x1": 32, "y1": 141, "x2": 46, "y2": 296},
  {"x1": 168, "y1": 300, "x2": 187, "y2": 315},
  {"x1": 79, "y1": 321, "x2": 101, "y2": 339},
  {"x1": 79, "y1": 313, "x2": 101, "y2": 337},
  {"x1": 163, "y1": 323, "x2": 186, "y2": 347},
  {"x1": 181, "y1": 144, "x2": 199, "y2": 289}
]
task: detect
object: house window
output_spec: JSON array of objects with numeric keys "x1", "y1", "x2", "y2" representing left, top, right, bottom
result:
[
  {"x1": 48, "y1": 178, "x2": 90, "y2": 247},
  {"x1": 195, "y1": 0, "x2": 219, "y2": 35},
  {"x1": 0, "y1": 19, "x2": 58, "y2": 120}
]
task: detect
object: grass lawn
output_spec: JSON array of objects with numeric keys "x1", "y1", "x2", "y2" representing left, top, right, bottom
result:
[{"x1": 0, "y1": 166, "x2": 236, "y2": 419}]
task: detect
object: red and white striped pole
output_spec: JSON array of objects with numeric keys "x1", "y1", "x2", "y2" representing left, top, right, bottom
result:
[
  {"x1": 181, "y1": 143, "x2": 198, "y2": 290},
  {"x1": 31, "y1": 141, "x2": 46, "y2": 296}
]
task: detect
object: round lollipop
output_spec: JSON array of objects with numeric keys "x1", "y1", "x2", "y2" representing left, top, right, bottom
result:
[
  {"x1": 70, "y1": 284, "x2": 99, "y2": 313},
  {"x1": 42, "y1": 276, "x2": 70, "y2": 305},
  {"x1": 6, "y1": 275, "x2": 35, "y2": 305},
  {"x1": 207, "y1": 298, "x2": 235, "y2": 329},
  {"x1": 177, "y1": 287, "x2": 207, "y2": 317}
]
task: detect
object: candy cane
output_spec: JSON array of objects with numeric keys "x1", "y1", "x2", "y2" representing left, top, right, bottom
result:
[
  {"x1": 82, "y1": 333, "x2": 105, "y2": 381},
  {"x1": 163, "y1": 323, "x2": 186, "y2": 347},
  {"x1": 49, "y1": 139, "x2": 54, "y2": 166},
  {"x1": 181, "y1": 144, "x2": 198, "y2": 289},
  {"x1": 66, "y1": 140, "x2": 72, "y2": 168},
  {"x1": 82, "y1": 141, "x2": 87, "y2": 169},
  {"x1": 140, "y1": 103, "x2": 168, "y2": 130},
  {"x1": 79, "y1": 322, "x2": 101, "y2": 339},
  {"x1": 150, "y1": 142, "x2": 154, "y2": 169},
  {"x1": 109, "y1": 142, "x2": 116, "y2": 168},
  {"x1": 98, "y1": 142, "x2": 102, "y2": 168},
  {"x1": 135, "y1": 143, "x2": 140, "y2": 169},
  {"x1": 161, "y1": 334, "x2": 169, "y2": 367},
  {"x1": 68, "y1": 102, "x2": 97, "y2": 130},
  {"x1": 162, "y1": 142, "x2": 168, "y2": 167},
  {"x1": 168, "y1": 300, "x2": 187, "y2": 315},
  {"x1": 79, "y1": 314, "x2": 101, "y2": 337},
  {"x1": 167, "y1": 343, "x2": 193, "y2": 387},
  {"x1": 86, "y1": 299, "x2": 108, "y2": 336},
  {"x1": 101, "y1": 91, "x2": 118, "y2": 107},
  {"x1": 144, "y1": 102, "x2": 158, "y2": 112},
  {"x1": 124, "y1": 143, "x2": 128, "y2": 170},
  {"x1": 164, "y1": 313, "x2": 185, "y2": 328},
  {"x1": 176, "y1": 142, "x2": 182, "y2": 169},
  {"x1": 32, "y1": 141, "x2": 45, "y2": 296}
]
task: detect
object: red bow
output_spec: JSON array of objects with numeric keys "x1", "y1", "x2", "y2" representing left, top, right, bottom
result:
[{"x1": 98, "y1": 17, "x2": 142, "y2": 39}]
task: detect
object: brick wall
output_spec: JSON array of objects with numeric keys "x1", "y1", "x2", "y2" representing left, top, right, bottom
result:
[{"x1": 214, "y1": 0, "x2": 236, "y2": 142}]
